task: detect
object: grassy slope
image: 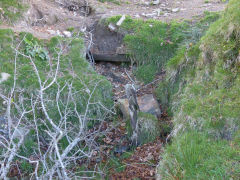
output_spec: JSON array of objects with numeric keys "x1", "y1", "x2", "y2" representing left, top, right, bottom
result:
[
  {"x1": 0, "y1": 0, "x2": 26, "y2": 24},
  {"x1": 157, "y1": 0, "x2": 240, "y2": 179},
  {"x1": 107, "y1": 12, "x2": 219, "y2": 84},
  {"x1": 0, "y1": 30, "x2": 113, "y2": 114}
]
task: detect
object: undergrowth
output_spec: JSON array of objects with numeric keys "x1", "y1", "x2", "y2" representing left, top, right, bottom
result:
[{"x1": 0, "y1": 29, "x2": 113, "y2": 175}]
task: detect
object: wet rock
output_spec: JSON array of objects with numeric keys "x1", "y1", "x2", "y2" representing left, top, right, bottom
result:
[{"x1": 118, "y1": 94, "x2": 161, "y2": 119}]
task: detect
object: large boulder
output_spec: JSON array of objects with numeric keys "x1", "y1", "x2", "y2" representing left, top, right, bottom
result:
[
  {"x1": 89, "y1": 21, "x2": 130, "y2": 62},
  {"x1": 118, "y1": 94, "x2": 161, "y2": 119}
]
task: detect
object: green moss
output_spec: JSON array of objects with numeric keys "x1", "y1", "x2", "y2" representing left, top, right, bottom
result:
[{"x1": 137, "y1": 112, "x2": 159, "y2": 144}]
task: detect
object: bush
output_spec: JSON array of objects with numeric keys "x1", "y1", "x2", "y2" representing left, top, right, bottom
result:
[{"x1": 0, "y1": 30, "x2": 114, "y2": 178}]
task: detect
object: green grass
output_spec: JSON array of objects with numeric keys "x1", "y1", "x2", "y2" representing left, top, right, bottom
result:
[
  {"x1": 106, "y1": 12, "x2": 219, "y2": 84},
  {"x1": 0, "y1": 29, "x2": 114, "y2": 174},
  {"x1": 158, "y1": 131, "x2": 240, "y2": 179},
  {"x1": 0, "y1": 0, "x2": 27, "y2": 24},
  {"x1": 98, "y1": 0, "x2": 121, "y2": 5},
  {"x1": 157, "y1": 0, "x2": 240, "y2": 179}
]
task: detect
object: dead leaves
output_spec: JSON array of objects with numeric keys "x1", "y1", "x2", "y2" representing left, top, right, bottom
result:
[{"x1": 111, "y1": 139, "x2": 163, "y2": 180}]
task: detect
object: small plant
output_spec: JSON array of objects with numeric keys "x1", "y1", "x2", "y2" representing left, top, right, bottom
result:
[
  {"x1": 23, "y1": 37, "x2": 49, "y2": 61},
  {"x1": 134, "y1": 64, "x2": 157, "y2": 84}
]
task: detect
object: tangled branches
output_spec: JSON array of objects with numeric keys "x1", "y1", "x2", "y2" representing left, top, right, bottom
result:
[{"x1": 0, "y1": 36, "x2": 113, "y2": 179}]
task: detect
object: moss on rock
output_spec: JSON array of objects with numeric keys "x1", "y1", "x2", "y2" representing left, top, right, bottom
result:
[{"x1": 137, "y1": 112, "x2": 159, "y2": 145}]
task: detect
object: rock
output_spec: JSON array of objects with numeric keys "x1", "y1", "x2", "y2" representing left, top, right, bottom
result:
[
  {"x1": 47, "y1": 29, "x2": 57, "y2": 35},
  {"x1": 163, "y1": 13, "x2": 169, "y2": 17},
  {"x1": 152, "y1": 0, "x2": 160, "y2": 5},
  {"x1": 0, "y1": 72, "x2": 11, "y2": 84},
  {"x1": 90, "y1": 21, "x2": 129, "y2": 62},
  {"x1": 118, "y1": 94, "x2": 161, "y2": 119},
  {"x1": 56, "y1": 30, "x2": 64, "y2": 37},
  {"x1": 172, "y1": 8, "x2": 180, "y2": 12},
  {"x1": 63, "y1": 31, "x2": 72, "y2": 38},
  {"x1": 118, "y1": 99, "x2": 129, "y2": 119},
  {"x1": 138, "y1": 94, "x2": 161, "y2": 117},
  {"x1": 44, "y1": 14, "x2": 58, "y2": 25},
  {"x1": 144, "y1": 2, "x2": 150, "y2": 6},
  {"x1": 116, "y1": 15, "x2": 126, "y2": 26},
  {"x1": 135, "y1": 14, "x2": 140, "y2": 18},
  {"x1": 154, "y1": 9, "x2": 161, "y2": 16},
  {"x1": 108, "y1": 23, "x2": 116, "y2": 32}
]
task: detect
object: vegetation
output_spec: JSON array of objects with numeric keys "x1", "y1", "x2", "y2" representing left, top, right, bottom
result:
[
  {"x1": 0, "y1": 0, "x2": 26, "y2": 24},
  {"x1": 157, "y1": 0, "x2": 240, "y2": 178},
  {"x1": 107, "y1": 12, "x2": 220, "y2": 84},
  {"x1": 137, "y1": 112, "x2": 159, "y2": 145},
  {"x1": 0, "y1": 29, "x2": 113, "y2": 178},
  {"x1": 98, "y1": 0, "x2": 121, "y2": 5}
]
